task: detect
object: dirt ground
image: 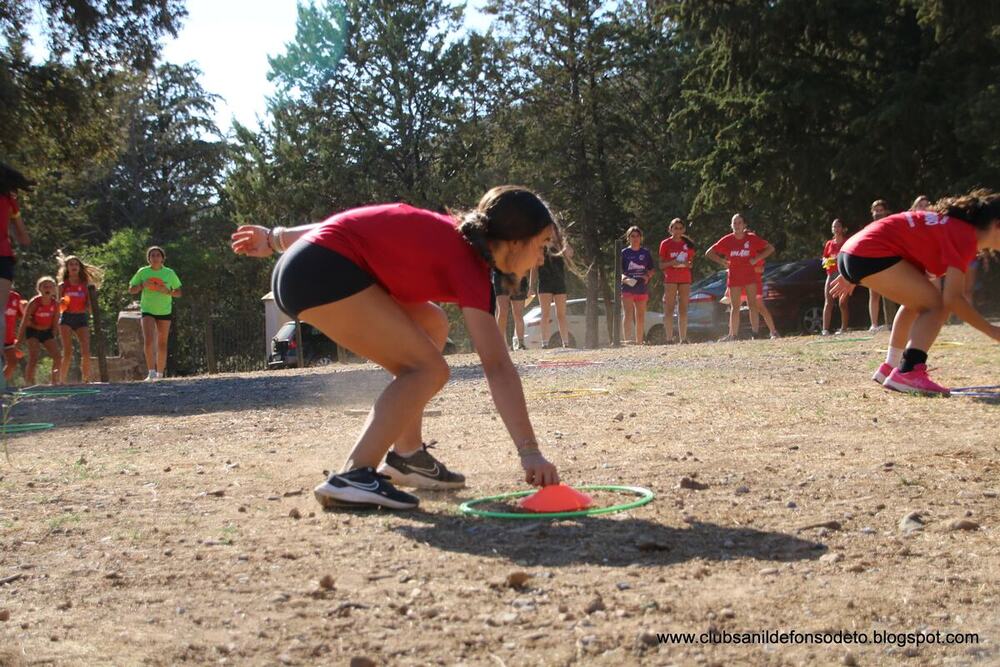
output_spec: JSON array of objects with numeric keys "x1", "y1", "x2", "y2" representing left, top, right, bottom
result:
[{"x1": 1, "y1": 323, "x2": 998, "y2": 666}]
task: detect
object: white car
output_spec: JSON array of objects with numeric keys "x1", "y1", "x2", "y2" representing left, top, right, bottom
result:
[{"x1": 521, "y1": 298, "x2": 665, "y2": 349}]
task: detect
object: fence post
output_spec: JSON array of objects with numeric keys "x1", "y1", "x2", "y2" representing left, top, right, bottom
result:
[
  {"x1": 88, "y1": 285, "x2": 109, "y2": 382},
  {"x1": 294, "y1": 318, "x2": 305, "y2": 368},
  {"x1": 612, "y1": 239, "x2": 622, "y2": 347},
  {"x1": 203, "y1": 305, "x2": 216, "y2": 375}
]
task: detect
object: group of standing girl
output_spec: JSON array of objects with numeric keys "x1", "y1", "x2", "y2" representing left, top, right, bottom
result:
[
  {"x1": 0, "y1": 162, "x2": 181, "y2": 386},
  {"x1": 619, "y1": 214, "x2": 779, "y2": 344}
]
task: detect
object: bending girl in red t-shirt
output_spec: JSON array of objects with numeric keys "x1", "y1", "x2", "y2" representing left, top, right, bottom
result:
[
  {"x1": 231, "y1": 186, "x2": 561, "y2": 510},
  {"x1": 56, "y1": 251, "x2": 103, "y2": 384},
  {"x1": 706, "y1": 213, "x2": 775, "y2": 341},
  {"x1": 659, "y1": 218, "x2": 695, "y2": 344},
  {"x1": 18, "y1": 276, "x2": 62, "y2": 386},
  {"x1": 821, "y1": 218, "x2": 850, "y2": 335},
  {"x1": 833, "y1": 189, "x2": 1000, "y2": 395}
]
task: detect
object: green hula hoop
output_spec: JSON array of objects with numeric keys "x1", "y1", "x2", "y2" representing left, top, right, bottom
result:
[
  {"x1": 459, "y1": 484, "x2": 655, "y2": 520},
  {"x1": 1, "y1": 422, "x2": 55, "y2": 434},
  {"x1": 16, "y1": 388, "x2": 100, "y2": 398}
]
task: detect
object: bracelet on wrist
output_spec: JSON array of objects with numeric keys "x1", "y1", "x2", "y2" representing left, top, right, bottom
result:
[
  {"x1": 517, "y1": 445, "x2": 542, "y2": 458},
  {"x1": 273, "y1": 226, "x2": 288, "y2": 253}
]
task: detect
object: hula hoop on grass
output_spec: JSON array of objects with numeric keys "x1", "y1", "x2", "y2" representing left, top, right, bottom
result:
[
  {"x1": 952, "y1": 392, "x2": 1000, "y2": 400},
  {"x1": 16, "y1": 388, "x2": 100, "y2": 398},
  {"x1": 459, "y1": 484, "x2": 655, "y2": 519},
  {"x1": 1, "y1": 422, "x2": 55, "y2": 434}
]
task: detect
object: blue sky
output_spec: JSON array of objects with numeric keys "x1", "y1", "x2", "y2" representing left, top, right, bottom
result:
[{"x1": 160, "y1": 0, "x2": 493, "y2": 135}]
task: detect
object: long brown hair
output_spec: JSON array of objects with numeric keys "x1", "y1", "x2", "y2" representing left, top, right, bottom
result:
[
  {"x1": 932, "y1": 188, "x2": 1000, "y2": 230},
  {"x1": 56, "y1": 250, "x2": 104, "y2": 288}
]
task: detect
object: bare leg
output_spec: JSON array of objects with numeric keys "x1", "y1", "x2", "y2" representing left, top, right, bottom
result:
[
  {"x1": 728, "y1": 287, "x2": 743, "y2": 337},
  {"x1": 838, "y1": 294, "x2": 850, "y2": 331},
  {"x1": 25, "y1": 339, "x2": 40, "y2": 385},
  {"x1": 861, "y1": 263, "x2": 946, "y2": 351},
  {"x1": 823, "y1": 275, "x2": 835, "y2": 332},
  {"x1": 141, "y1": 316, "x2": 157, "y2": 374},
  {"x1": 43, "y1": 339, "x2": 61, "y2": 385},
  {"x1": 155, "y1": 320, "x2": 171, "y2": 375},
  {"x1": 511, "y1": 299, "x2": 525, "y2": 347},
  {"x1": 4, "y1": 348, "x2": 16, "y2": 382},
  {"x1": 299, "y1": 285, "x2": 450, "y2": 472},
  {"x1": 663, "y1": 284, "x2": 677, "y2": 342},
  {"x1": 59, "y1": 324, "x2": 74, "y2": 384},
  {"x1": 391, "y1": 301, "x2": 449, "y2": 455},
  {"x1": 554, "y1": 294, "x2": 569, "y2": 346},
  {"x1": 677, "y1": 284, "x2": 690, "y2": 342},
  {"x1": 868, "y1": 288, "x2": 882, "y2": 329},
  {"x1": 635, "y1": 299, "x2": 647, "y2": 344},
  {"x1": 623, "y1": 299, "x2": 635, "y2": 342},
  {"x1": 539, "y1": 293, "x2": 553, "y2": 345}
]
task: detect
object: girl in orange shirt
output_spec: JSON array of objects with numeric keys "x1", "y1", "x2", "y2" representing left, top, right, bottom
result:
[
  {"x1": 56, "y1": 252, "x2": 103, "y2": 384},
  {"x1": 18, "y1": 276, "x2": 61, "y2": 385}
]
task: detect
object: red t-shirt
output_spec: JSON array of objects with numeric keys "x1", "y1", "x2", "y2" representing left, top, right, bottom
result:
[
  {"x1": 710, "y1": 232, "x2": 768, "y2": 286},
  {"x1": 29, "y1": 298, "x2": 58, "y2": 329},
  {"x1": 5, "y1": 290, "x2": 22, "y2": 345},
  {"x1": 841, "y1": 211, "x2": 978, "y2": 277},
  {"x1": 61, "y1": 281, "x2": 88, "y2": 313},
  {"x1": 0, "y1": 193, "x2": 19, "y2": 257},
  {"x1": 303, "y1": 204, "x2": 493, "y2": 312},
  {"x1": 822, "y1": 238, "x2": 843, "y2": 275},
  {"x1": 659, "y1": 237, "x2": 694, "y2": 284}
]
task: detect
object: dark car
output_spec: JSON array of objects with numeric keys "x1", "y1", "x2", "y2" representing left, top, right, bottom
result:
[
  {"x1": 268, "y1": 321, "x2": 339, "y2": 369},
  {"x1": 268, "y1": 320, "x2": 460, "y2": 369},
  {"x1": 760, "y1": 258, "x2": 869, "y2": 334},
  {"x1": 684, "y1": 265, "x2": 781, "y2": 341}
]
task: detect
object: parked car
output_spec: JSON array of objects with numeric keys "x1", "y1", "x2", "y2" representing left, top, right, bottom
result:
[
  {"x1": 268, "y1": 321, "x2": 459, "y2": 369},
  {"x1": 522, "y1": 298, "x2": 665, "y2": 349},
  {"x1": 268, "y1": 321, "x2": 340, "y2": 369},
  {"x1": 683, "y1": 259, "x2": 871, "y2": 340},
  {"x1": 759, "y1": 258, "x2": 867, "y2": 334}
]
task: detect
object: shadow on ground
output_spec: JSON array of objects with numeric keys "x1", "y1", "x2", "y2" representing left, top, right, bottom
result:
[
  {"x1": 389, "y1": 511, "x2": 826, "y2": 567},
  {"x1": 6, "y1": 362, "x2": 492, "y2": 425}
]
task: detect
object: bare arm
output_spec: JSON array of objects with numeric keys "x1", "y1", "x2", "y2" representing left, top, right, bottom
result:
[
  {"x1": 942, "y1": 266, "x2": 1000, "y2": 341},
  {"x1": 230, "y1": 222, "x2": 325, "y2": 257},
  {"x1": 706, "y1": 249, "x2": 728, "y2": 268},
  {"x1": 754, "y1": 243, "x2": 776, "y2": 265},
  {"x1": 463, "y1": 307, "x2": 559, "y2": 486},
  {"x1": 17, "y1": 299, "x2": 32, "y2": 342}
]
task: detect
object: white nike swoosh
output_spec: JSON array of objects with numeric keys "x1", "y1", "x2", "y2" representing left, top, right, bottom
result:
[
  {"x1": 339, "y1": 478, "x2": 380, "y2": 491},
  {"x1": 407, "y1": 463, "x2": 440, "y2": 476}
]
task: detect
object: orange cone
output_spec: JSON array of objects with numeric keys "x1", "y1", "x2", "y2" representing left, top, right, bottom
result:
[{"x1": 519, "y1": 484, "x2": 594, "y2": 513}]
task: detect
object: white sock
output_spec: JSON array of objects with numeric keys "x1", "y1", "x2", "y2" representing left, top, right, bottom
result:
[
  {"x1": 885, "y1": 346, "x2": 904, "y2": 367},
  {"x1": 396, "y1": 448, "x2": 419, "y2": 458}
]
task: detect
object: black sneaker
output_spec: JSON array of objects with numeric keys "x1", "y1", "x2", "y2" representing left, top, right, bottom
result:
[
  {"x1": 377, "y1": 443, "x2": 466, "y2": 490},
  {"x1": 313, "y1": 467, "x2": 419, "y2": 510}
]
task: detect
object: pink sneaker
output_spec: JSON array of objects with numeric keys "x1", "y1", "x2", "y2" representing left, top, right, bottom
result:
[
  {"x1": 883, "y1": 364, "x2": 950, "y2": 396},
  {"x1": 872, "y1": 362, "x2": 893, "y2": 384}
]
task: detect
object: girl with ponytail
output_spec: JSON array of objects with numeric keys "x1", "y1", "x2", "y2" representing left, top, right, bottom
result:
[
  {"x1": 231, "y1": 186, "x2": 562, "y2": 510},
  {"x1": 834, "y1": 188, "x2": 1000, "y2": 395}
]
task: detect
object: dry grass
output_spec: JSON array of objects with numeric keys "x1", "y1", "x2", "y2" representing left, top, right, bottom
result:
[{"x1": 1, "y1": 323, "x2": 998, "y2": 665}]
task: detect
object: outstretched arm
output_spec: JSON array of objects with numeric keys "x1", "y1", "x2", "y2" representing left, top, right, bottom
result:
[
  {"x1": 463, "y1": 307, "x2": 559, "y2": 487},
  {"x1": 231, "y1": 222, "x2": 324, "y2": 257},
  {"x1": 943, "y1": 266, "x2": 1000, "y2": 340}
]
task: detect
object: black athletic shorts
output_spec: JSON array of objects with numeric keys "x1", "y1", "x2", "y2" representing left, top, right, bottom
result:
[
  {"x1": 0, "y1": 256, "x2": 15, "y2": 282},
  {"x1": 141, "y1": 312, "x2": 173, "y2": 322},
  {"x1": 493, "y1": 270, "x2": 529, "y2": 300},
  {"x1": 538, "y1": 255, "x2": 567, "y2": 295},
  {"x1": 26, "y1": 327, "x2": 53, "y2": 343},
  {"x1": 272, "y1": 241, "x2": 376, "y2": 318},
  {"x1": 837, "y1": 252, "x2": 902, "y2": 285},
  {"x1": 60, "y1": 311, "x2": 89, "y2": 330}
]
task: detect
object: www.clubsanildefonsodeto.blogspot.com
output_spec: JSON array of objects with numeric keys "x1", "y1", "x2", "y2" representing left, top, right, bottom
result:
[{"x1": 654, "y1": 629, "x2": 980, "y2": 648}]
